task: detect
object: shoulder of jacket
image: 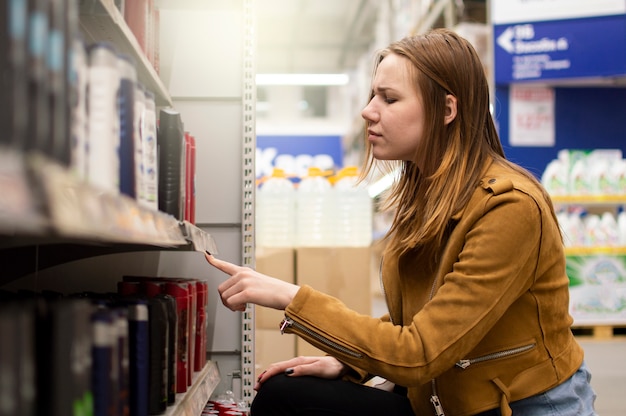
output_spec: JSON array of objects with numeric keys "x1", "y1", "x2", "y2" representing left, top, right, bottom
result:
[
  {"x1": 479, "y1": 177, "x2": 514, "y2": 195},
  {"x1": 479, "y1": 163, "x2": 539, "y2": 197},
  {"x1": 451, "y1": 162, "x2": 543, "y2": 220}
]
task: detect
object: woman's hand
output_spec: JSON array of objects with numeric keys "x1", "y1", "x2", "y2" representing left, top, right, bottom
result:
[
  {"x1": 255, "y1": 356, "x2": 348, "y2": 390},
  {"x1": 205, "y1": 253, "x2": 300, "y2": 312}
]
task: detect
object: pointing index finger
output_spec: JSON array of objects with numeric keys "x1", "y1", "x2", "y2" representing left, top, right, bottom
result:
[{"x1": 204, "y1": 252, "x2": 240, "y2": 276}]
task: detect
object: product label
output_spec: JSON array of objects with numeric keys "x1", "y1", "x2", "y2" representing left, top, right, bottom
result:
[{"x1": 567, "y1": 253, "x2": 626, "y2": 325}]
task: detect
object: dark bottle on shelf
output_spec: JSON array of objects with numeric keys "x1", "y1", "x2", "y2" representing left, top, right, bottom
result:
[
  {"x1": 90, "y1": 307, "x2": 116, "y2": 416},
  {"x1": 147, "y1": 297, "x2": 169, "y2": 415},
  {"x1": 64, "y1": 0, "x2": 80, "y2": 163},
  {"x1": 118, "y1": 54, "x2": 137, "y2": 198},
  {"x1": 0, "y1": 0, "x2": 29, "y2": 151},
  {"x1": 47, "y1": 0, "x2": 70, "y2": 165},
  {"x1": 157, "y1": 109, "x2": 185, "y2": 220},
  {"x1": 126, "y1": 299, "x2": 150, "y2": 416},
  {"x1": 26, "y1": 0, "x2": 50, "y2": 156}
]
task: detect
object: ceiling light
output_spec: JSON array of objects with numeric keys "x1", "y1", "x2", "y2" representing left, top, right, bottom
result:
[{"x1": 256, "y1": 73, "x2": 350, "y2": 86}]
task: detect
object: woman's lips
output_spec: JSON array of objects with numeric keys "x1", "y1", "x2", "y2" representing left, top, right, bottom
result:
[{"x1": 367, "y1": 129, "x2": 381, "y2": 141}]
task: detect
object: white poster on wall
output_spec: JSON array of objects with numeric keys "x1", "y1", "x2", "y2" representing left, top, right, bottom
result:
[{"x1": 509, "y1": 85, "x2": 555, "y2": 147}]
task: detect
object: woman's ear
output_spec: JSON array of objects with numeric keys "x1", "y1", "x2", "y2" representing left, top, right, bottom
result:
[{"x1": 444, "y1": 94, "x2": 457, "y2": 125}]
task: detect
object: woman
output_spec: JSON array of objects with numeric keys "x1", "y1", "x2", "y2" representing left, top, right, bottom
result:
[{"x1": 206, "y1": 28, "x2": 597, "y2": 416}]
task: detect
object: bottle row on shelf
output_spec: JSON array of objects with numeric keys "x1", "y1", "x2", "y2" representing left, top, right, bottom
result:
[
  {"x1": 542, "y1": 148, "x2": 626, "y2": 197},
  {"x1": 2, "y1": 0, "x2": 197, "y2": 235},
  {"x1": 3, "y1": 139, "x2": 195, "y2": 245},
  {"x1": 112, "y1": 0, "x2": 161, "y2": 75},
  {"x1": 0, "y1": 275, "x2": 219, "y2": 416},
  {"x1": 558, "y1": 208, "x2": 626, "y2": 252},
  {"x1": 2, "y1": 0, "x2": 79, "y2": 165},
  {"x1": 0, "y1": 148, "x2": 215, "y2": 254},
  {"x1": 256, "y1": 166, "x2": 374, "y2": 248}
]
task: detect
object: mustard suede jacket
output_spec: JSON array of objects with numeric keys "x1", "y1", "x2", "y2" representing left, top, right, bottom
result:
[{"x1": 282, "y1": 160, "x2": 584, "y2": 416}]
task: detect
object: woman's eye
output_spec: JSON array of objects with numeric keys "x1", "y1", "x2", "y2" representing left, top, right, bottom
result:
[{"x1": 385, "y1": 98, "x2": 397, "y2": 104}]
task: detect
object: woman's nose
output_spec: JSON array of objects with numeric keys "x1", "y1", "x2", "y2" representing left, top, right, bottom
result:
[{"x1": 361, "y1": 101, "x2": 377, "y2": 122}]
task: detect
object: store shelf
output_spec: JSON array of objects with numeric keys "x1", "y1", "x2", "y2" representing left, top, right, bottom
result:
[
  {"x1": 0, "y1": 150, "x2": 48, "y2": 236},
  {"x1": 0, "y1": 148, "x2": 217, "y2": 283},
  {"x1": 78, "y1": 0, "x2": 172, "y2": 107},
  {"x1": 165, "y1": 360, "x2": 221, "y2": 416},
  {"x1": 570, "y1": 318, "x2": 626, "y2": 328},
  {"x1": 0, "y1": 1, "x2": 251, "y2": 411},
  {"x1": 551, "y1": 195, "x2": 626, "y2": 207},
  {"x1": 0, "y1": 150, "x2": 183, "y2": 246},
  {"x1": 565, "y1": 247, "x2": 626, "y2": 256}
]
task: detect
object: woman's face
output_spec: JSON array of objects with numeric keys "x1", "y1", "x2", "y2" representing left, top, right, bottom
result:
[{"x1": 361, "y1": 53, "x2": 425, "y2": 162}]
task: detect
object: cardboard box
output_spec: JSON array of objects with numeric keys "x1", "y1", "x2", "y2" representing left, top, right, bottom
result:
[
  {"x1": 370, "y1": 238, "x2": 386, "y2": 297},
  {"x1": 256, "y1": 247, "x2": 373, "y2": 359},
  {"x1": 254, "y1": 247, "x2": 295, "y2": 329},
  {"x1": 255, "y1": 329, "x2": 297, "y2": 379},
  {"x1": 295, "y1": 246, "x2": 372, "y2": 356},
  {"x1": 296, "y1": 246, "x2": 372, "y2": 315},
  {"x1": 296, "y1": 337, "x2": 325, "y2": 357}
]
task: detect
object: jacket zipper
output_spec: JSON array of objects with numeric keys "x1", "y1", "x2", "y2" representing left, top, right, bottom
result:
[
  {"x1": 280, "y1": 316, "x2": 363, "y2": 359},
  {"x1": 427, "y1": 266, "x2": 445, "y2": 415},
  {"x1": 381, "y1": 255, "x2": 446, "y2": 415},
  {"x1": 455, "y1": 343, "x2": 536, "y2": 369},
  {"x1": 430, "y1": 380, "x2": 446, "y2": 416}
]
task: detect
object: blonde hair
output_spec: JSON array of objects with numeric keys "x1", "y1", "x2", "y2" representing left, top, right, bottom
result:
[{"x1": 361, "y1": 28, "x2": 552, "y2": 259}]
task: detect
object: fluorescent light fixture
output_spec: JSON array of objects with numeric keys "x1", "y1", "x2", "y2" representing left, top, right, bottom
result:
[
  {"x1": 367, "y1": 168, "x2": 401, "y2": 198},
  {"x1": 256, "y1": 73, "x2": 350, "y2": 86}
]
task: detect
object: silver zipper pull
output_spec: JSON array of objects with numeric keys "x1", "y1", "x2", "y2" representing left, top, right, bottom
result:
[
  {"x1": 430, "y1": 395, "x2": 446, "y2": 416},
  {"x1": 279, "y1": 318, "x2": 292, "y2": 334},
  {"x1": 455, "y1": 359, "x2": 471, "y2": 369}
]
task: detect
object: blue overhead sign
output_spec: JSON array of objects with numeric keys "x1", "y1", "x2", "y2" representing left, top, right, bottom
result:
[
  {"x1": 491, "y1": 0, "x2": 626, "y2": 84},
  {"x1": 494, "y1": 15, "x2": 626, "y2": 84}
]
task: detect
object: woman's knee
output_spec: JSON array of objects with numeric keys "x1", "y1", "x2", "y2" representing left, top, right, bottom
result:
[{"x1": 251, "y1": 375, "x2": 300, "y2": 415}]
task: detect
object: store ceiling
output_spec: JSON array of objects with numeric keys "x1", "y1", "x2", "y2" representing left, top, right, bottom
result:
[
  {"x1": 255, "y1": 0, "x2": 379, "y2": 74},
  {"x1": 255, "y1": 0, "x2": 488, "y2": 75}
]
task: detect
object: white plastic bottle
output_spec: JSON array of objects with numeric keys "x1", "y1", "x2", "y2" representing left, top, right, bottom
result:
[
  {"x1": 611, "y1": 159, "x2": 626, "y2": 196},
  {"x1": 584, "y1": 213, "x2": 603, "y2": 247},
  {"x1": 600, "y1": 212, "x2": 619, "y2": 247},
  {"x1": 256, "y1": 168, "x2": 296, "y2": 247},
  {"x1": 556, "y1": 209, "x2": 571, "y2": 247},
  {"x1": 589, "y1": 158, "x2": 613, "y2": 196},
  {"x1": 333, "y1": 166, "x2": 373, "y2": 247},
  {"x1": 295, "y1": 167, "x2": 334, "y2": 246},
  {"x1": 566, "y1": 209, "x2": 587, "y2": 248},
  {"x1": 541, "y1": 159, "x2": 568, "y2": 196},
  {"x1": 569, "y1": 158, "x2": 590, "y2": 195},
  {"x1": 69, "y1": 38, "x2": 88, "y2": 181},
  {"x1": 142, "y1": 89, "x2": 159, "y2": 211},
  {"x1": 132, "y1": 83, "x2": 146, "y2": 205},
  {"x1": 617, "y1": 208, "x2": 626, "y2": 246},
  {"x1": 86, "y1": 42, "x2": 121, "y2": 193}
]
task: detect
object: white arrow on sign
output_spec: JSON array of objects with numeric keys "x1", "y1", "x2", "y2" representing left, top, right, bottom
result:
[{"x1": 497, "y1": 27, "x2": 515, "y2": 53}]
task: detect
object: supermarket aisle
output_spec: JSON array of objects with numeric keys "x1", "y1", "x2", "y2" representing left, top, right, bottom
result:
[
  {"x1": 371, "y1": 296, "x2": 625, "y2": 415},
  {"x1": 579, "y1": 338, "x2": 626, "y2": 416}
]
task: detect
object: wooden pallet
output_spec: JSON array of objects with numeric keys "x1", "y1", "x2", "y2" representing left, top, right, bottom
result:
[{"x1": 572, "y1": 325, "x2": 626, "y2": 340}]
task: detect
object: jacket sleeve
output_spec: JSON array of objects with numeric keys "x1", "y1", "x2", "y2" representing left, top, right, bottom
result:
[{"x1": 283, "y1": 189, "x2": 544, "y2": 387}]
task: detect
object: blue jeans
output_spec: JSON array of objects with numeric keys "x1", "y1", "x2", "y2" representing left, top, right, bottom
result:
[{"x1": 477, "y1": 361, "x2": 597, "y2": 416}]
